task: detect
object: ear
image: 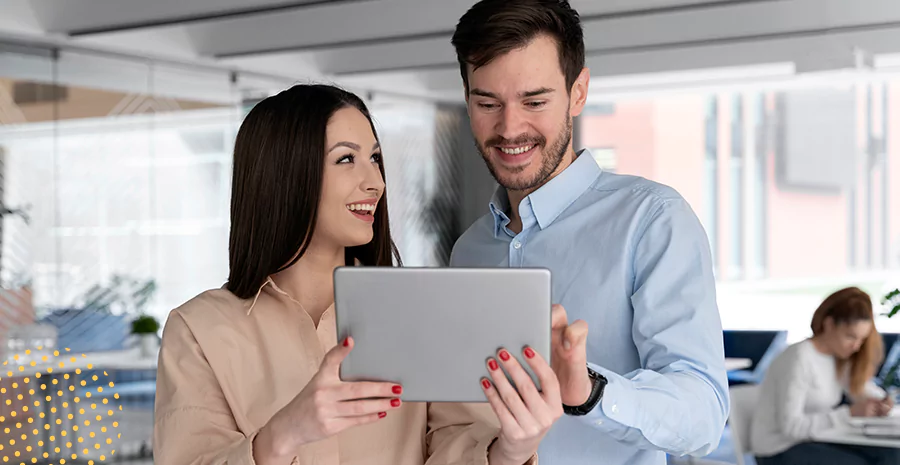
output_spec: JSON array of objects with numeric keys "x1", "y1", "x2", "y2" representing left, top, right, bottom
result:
[{"x1": 569, "y1": 67, "x2": 591, "y2": 118}]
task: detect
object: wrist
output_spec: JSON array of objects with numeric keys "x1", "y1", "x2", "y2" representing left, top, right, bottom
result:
[
  {"x1": 255, "y1": 414, "x2": 294, "y2": 462},
  {"x1": 487, "y1": 438, "x2": 533, "y2": 465}
]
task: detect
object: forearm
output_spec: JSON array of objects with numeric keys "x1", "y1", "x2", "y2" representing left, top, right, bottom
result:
[{"x1": 578, "y1": 363, "x2": 728, "y2": 456}]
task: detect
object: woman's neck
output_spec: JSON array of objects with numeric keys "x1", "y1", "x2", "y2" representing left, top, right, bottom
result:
[
  {"x1": 810, "y1": 336, "x2": 835, "y2": 357},
  {"x1": 272, "y1": 241, "x2": 344, "y2": 326}
]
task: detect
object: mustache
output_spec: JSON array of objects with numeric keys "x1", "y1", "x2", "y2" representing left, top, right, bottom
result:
[{"x1": 485, "y1": 134, "x2": 546, "y2": 147}]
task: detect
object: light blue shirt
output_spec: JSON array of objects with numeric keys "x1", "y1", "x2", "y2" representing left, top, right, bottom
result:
[{"x1": 450, "y1": 150, "x2": 730, "y2": 465}]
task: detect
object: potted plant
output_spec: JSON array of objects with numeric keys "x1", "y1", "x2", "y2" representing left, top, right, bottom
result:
[
  {"x1": 132, "y1": 314, "x2": 160, "y2": 358},
  {"x1": 879, "y1": 288, "x2": 900, "y2": 390}
]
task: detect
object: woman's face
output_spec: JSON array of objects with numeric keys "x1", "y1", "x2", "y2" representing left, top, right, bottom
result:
[
  {"x1": 823, "y1": 317, "x2": 873, "y2": 360},
  {"x1": 311, "y1": 106, "x2": 386, "y2": 250}
]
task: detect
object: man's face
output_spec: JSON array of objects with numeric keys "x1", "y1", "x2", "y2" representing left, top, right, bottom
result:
[{"x1": 465, "y1": 34, "x2": 589, "y2": 192}]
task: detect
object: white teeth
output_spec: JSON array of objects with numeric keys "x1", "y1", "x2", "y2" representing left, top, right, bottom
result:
[
  {"x1": 347, "y1": 204, "x2": 375, "y2": 213},
  {"x1": 499, "y1": 145, "x2": 534, "y2": 155}
]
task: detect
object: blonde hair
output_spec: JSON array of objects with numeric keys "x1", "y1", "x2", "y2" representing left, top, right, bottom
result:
[{"x1": 810, "y1": 287, "x2": 884, "y2": 396}]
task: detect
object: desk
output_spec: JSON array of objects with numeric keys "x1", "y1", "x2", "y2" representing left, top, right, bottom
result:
[
  {"x1": 813, "y1": 426, "x2": 900, "y2": 449},
  {"x1": 725, "y1": 357, "x2": 752, "y2": 371}
]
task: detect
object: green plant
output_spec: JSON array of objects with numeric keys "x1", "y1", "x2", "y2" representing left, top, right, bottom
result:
[
  {"x1": 880, "y1": 288, "x2": 900, "y2": 389},
  {"x1": 131, "y1": 314, "x2": 160, "y2": 335}
]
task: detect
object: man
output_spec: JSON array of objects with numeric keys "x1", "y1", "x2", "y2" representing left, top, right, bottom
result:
[{"x1": 449, "y1": 1, "x2": 731, "y2": 464}]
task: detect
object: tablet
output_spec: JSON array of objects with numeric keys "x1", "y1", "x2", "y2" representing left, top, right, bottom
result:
[{"x1": 333, "y1": 267, "x2": 552, "y2": 402}]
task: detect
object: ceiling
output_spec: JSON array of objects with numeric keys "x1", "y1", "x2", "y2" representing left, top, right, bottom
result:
[{"x1": 2, "y1": 0, "x2": 900, "y2": 102}]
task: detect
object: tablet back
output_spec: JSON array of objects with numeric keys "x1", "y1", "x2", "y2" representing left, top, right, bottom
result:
[{"x1": 334, "y1": 267, "x2": 552, "y2": 402}]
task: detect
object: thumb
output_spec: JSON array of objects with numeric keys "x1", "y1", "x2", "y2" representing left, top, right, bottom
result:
[
  {"x1": 320, "y1": 336, "x2": 354, "y2": 377},
  {"x1": 563, "y1": 320, "x2": 588, "y2": 352}
]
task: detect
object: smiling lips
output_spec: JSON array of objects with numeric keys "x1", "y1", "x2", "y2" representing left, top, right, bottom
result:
[
  {"x1": 495, "y1": 144, "x2": 537, "y2": 164},
  {"x1": 347, "y1": 200, "x2": 376, "y2": 223}
]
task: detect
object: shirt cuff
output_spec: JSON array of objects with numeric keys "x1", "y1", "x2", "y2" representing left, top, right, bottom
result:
[
  {"x1": 480, "y1": 433, "x2": 538, "y2": 465},
  {"x1": 577, "y1": 363, "x2": 637, "y2": 430}
]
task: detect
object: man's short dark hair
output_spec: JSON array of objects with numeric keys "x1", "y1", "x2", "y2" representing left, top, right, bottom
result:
[{"x1": 451, "y1": 0, "x2": 585, "y2": 94}]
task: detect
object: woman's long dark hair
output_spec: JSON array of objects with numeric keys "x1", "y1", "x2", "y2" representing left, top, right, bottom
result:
[{"x1": 226, "y1": 84, "x2": 401, "y2": 299}]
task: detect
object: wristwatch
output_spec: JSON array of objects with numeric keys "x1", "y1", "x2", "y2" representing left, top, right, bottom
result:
[{"x1": 562, "y1": 366, "x2": 607, "y2": 416}]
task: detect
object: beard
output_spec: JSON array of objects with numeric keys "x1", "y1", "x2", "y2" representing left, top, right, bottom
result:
[{"x1": 475, "y1": 116, "x2": 572, "y2": 192}]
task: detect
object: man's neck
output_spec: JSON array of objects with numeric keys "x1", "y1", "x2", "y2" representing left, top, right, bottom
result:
[{"x1": 505, "y1": 148, "x2": 578, "y2": 234}]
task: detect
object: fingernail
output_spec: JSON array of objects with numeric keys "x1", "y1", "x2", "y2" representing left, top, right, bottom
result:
[
  {"x1": 499, "y1": 350, "x2": 510, "y2": 361},
  {"x1": 488, "y1": 359, "x2": 499, "y2": 371},
  {"x1": 524, "y1": 347, "x2": 535, "y2": 359},
  {"x1": 378, "y1": 412, "x2": 387, "y2": 419},
  {"x1": 343, "y1": 338, "x2": 350, "y2": 347},
  {"x1": 392, "y1": 385, "x2": 402, "y2": 395},
  {"x1": 481, "y1": 379, "x2": 491, "y2": 390},
  {"x1": 563, "y1": 339, "x2": 571, "y2": 350},
  {"x1": 391, "y1": 399, "x2": 401, "y2": 407}
]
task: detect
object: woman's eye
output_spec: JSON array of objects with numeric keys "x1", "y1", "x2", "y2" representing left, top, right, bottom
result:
[
  {"x1": 337, "y1": 154, "x2": 354, "y2": 164},
  {"x1": 371, "y1": 152, "x2": 382, "y2": 164}
]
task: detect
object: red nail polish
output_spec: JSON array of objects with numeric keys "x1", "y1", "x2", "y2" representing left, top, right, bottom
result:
[
  {"x1": 392, "y1": 385, "x2": 402, "y2": 395},
  {"x1": 343, "y1": 338, "x2": 350, "y2": 347},
  {"x1": 391, "y1": 399, "x2": 401, "y2": 407},
  {"x1": 488, "y1": 359, "x2": 499, "y2": 371},
  {"x1": 499, "y1": 350, "x2": 510, "y2": 362},
  {"x1": 524, "y1": 347, "x2": 535, "y2": 359},
  {"x1": 378, "y1": 412, "x2": 387, "y2": 419},
  {"x1": 482, "y1": 379, "x2": 491, "y2": 390}
]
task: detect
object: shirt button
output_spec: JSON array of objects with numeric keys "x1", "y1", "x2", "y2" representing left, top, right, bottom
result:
[
  {"x1": 595, "y1": 420, "x2": 603, "y2": 426},
  {"x1": 611, "y1": 404, "x2": 619, "y2": 414},
  {"x1": 513, "y1": 241, "x2": 522, "y2": 249}
]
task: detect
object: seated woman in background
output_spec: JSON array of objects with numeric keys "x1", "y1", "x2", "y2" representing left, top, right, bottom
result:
[{"x1": 750, "y1": 287, "x2": 898, "y2": 465}]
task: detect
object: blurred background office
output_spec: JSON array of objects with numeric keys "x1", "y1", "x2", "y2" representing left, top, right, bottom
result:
[{"x1": 0, "y1": 0, "x2": 899, "y2": 464}]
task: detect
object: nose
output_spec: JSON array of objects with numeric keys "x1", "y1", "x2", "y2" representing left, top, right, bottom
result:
[
  {"x1": 497, "y1": 106, "x2": 527, "y2": 141},
  {"x1": 361, "y1": 161, "x2": 385, "y2": 195}
]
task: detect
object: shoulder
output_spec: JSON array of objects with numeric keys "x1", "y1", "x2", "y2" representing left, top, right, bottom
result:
[
  {"x1": 163, "y1": 288, "x2": 249, "y2": 340},
  {"x1": 451, "y1": 213, "x2": 496, "y2": 264}
]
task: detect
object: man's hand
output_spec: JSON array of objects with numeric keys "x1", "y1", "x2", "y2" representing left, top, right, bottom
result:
[
  {"x1": 481, "y1": 347, "x2": 563, "y2": 465},
  {"x1": 550, "y1": 304, "x2": 591, "y2": 406}
]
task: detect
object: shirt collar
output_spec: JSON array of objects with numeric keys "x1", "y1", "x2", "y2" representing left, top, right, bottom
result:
[{"x1": 488, "y1": 149, "x2": 601, "y2": 237}]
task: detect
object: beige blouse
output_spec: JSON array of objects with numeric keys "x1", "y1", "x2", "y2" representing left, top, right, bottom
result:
[{"x1": 153, "y1": 278, "x2": 513, "y2": 465}]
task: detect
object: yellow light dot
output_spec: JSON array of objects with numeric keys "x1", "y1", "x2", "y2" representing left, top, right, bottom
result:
[
  {"x1": 89, "y1": 403, "x2": 96, "y2": 410},
  {"x1": 89, "y1": 433, "x2": 96, "y2": 439},
  {"x1": 49, "y1": 436, "x2": 54, "y2": 442},
  {"x1": 65, "y1": 348, "x2": 70, "y2": 352},
  {"x1": 27, "y1": 389, "x2": 33, "y2": 395},
  {"x1": 112, "y1": 394, "x2": 118, "y2": 400},
  {"x1": 94, "y1": 444, "x2": 100, "y2": 450},
  {"x1": 84, "y1": 421, "x2": 90, "y2": 426},
  {"x1": 17, "y1": 367, "x2": 23, "y2": 372},
  {"x1": 15, "y1": 395, "x2": 21, "y2": 401},
  {"x1": 54, "y1": 448, "x2": 59, "y2": 454},
  {"x1": 74, "y1": 397, "x2": 80, "y2": 403},
  {"x1": 109, "y1": 382, "x2": 115, "y2": 388},
  {"x1": 63, "y1": 374, "x2": 69, "y2": 380},
  {"x1": 42, "y1": 453, "x2": 47, "y2": 459},
  {"x1": 43, "y1": 424, "x2": 48, "y2": 430},
  {"x1": 78, "y1": 438, "x2": 83, "y2": 443},
  {"x1": 61, "y1": 431, "x2": 66, "y2": 437},
  {"x1": 50, "y1": 408, "x2": 56, "y2": 414},
  {"x1": 53, "y1": 351, "x2": 59, "y2": 357},
  {"x1": 106, "y1": 438, "x2": 112, "y2": 445},
  {"x1": 67, "y1": 414, "x2": 73, "y2": 420},
  {"x1": 86, "y1": 364, "x2": 92, "y2": 369},
  {"x1": 18, "y1": 435, "x2": 24, "y2": 441},
  {"x1": 60, "y1": 459, "x2": 65, "y2": 464},
  {"x1": 31, "y1": 430, "x2": 36, "y2": 435},
  {"x1": 29, "y1": 362, "x2": 35, "y2": 367},
  {"x1": 96, "y1": 387, "x2": 103, "y2": 393},
  {"x1": 8, "y1": 439, "x2": 13, "y2": 445},
  {"x1": 12, "y1": 452, "x2": 17, "y2": 458},
  {"x1": 10, "y1": 383, "x2": 16, "y2": 389},
  {"x1": 71, "y1": 454, "x2": 76, "y2": 460},
  {"x1": 26, "y1": 419, "x2": 31, "y2": 424},
  {"x1": 107, "y1": 410, "x2": 113, "y2": 416},
  {"x1": 69, "y1": 386, "x2": 74, "y2": 391},
  {"x1": 32, "y1": 402, "x2": 38, "y2": 408},
  {"x1": 62, "y1": 402, "x2": 68, "y2": 408},
  {"x1": 112, "y1": 422, "x2": 118, "y2": 428},
  {"x1": 118, "y1": 405, "x2": 122, "y2": 410},
  {"x1": 75, "y1": 369, "x2": 81, "y2": 375},
  {"x1": 99, "y1": 456, "x2": 105, "y2": 461},
  {"x1": 8, "y1": 412, "x2": 14, "y2": 418},
  {"x1": 13, "y1": 423, "x2": 19, "y2": 429},
  {"x1": 12, "y1": 355, "x2": 17, "y2": 361},
  {"x1": 40, "y1": 384, "x2": 45, "y2": 390},
  {"x1": 37, "y1": 442, "x2": 42, "y2": 447},
  {"x1": 0, "y1": 388, "x2": 4, "y2": 394},
  {"x1": 24, "y1": 350, "x2": 30, "y2": 355},
  {"x1": 66, "y1": 442, "x2": 71, "y2": 448},
  {"x1": 34, "y1": 373, "x2": 40, "y2": 379},
  {"x1": 101, "y1": 399, "x2": 108, "y2": 405},
  {"x1": 69, "y1": 358, "x2": 75, "y2": 363},
  {"x1": 0, "y1": 416, "x2": 3, "y2": 422},
  {"x1": 41, "y1": 356, "x2": 47, "y2": 362},
  {"x1": 46, "y1": 368, "x2": 52, "y2": 373},
  {"x1": 72, "y1": 426, "x2": 78, "y2": 432},
  {"x1": 83, "y1": 449, "x2": 88, "y2": 455},
  {"x1": 91, "y1": 376, "x2": 97, "y2": 382},
  {"x1": 116, "y1": 433, "x2": 120, "y2": 439},
  {"x1": 79, "y1": 381, "x2": 86, "y2": 387},
  {"x1": 44, "y1": 396, "x2": 50, "y2": 402},
  {"x1": 19, "y1": 407, "x2": 25, "y2": 413},
  {"x1": 88, "y1": 461, "x2": 93, "y2": 465},
  {"x1": 52, "y1": 379, "x2": 58, "y2": 385},
  {"x1": 57, "y1": 391, "x2": 63, "y2": 396},
  {"x1": 95, "y1": 416, "x2": 101, "y2": 421},
  {"x1": 24, "y1": 446, "x2": 30, "y2": 452}
]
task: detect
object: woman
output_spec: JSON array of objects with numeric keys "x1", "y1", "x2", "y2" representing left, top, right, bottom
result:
[
  {"x1": 153, "y1": 84, "x2": 559, "y2": 465},
  {"x1": 750, "y1": 287, "x2": 898, "y2": 465}
]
